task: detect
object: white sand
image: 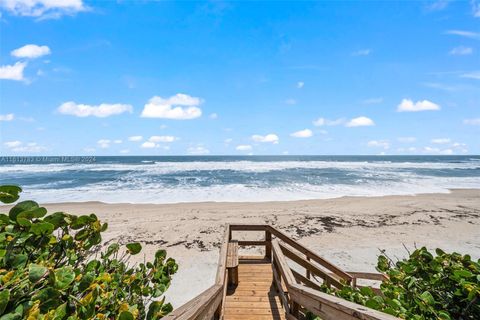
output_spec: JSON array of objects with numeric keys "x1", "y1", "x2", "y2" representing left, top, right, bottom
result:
[{"x1": 21, "y1": 189, "x2": 480, "y2": 307}]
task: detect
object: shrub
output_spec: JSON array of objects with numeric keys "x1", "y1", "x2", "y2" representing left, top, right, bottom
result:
[
  {"x1": 0, "y1": 185, "x2": 178, "y2": 319},
  {"x1": 313, "y1": 247, "x2": 480, "y2": 319}
]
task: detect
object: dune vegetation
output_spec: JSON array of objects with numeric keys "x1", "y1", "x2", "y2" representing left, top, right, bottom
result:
[{"x1": 0, "y1": 185, "x2": 177, "y2": 320}]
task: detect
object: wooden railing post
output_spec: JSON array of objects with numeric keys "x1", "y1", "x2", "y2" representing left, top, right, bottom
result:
[
  {"x1": 306, "y1": 256, "x2": 311, "y2": 279},
  {"x1": 265, "y1": 229, "x2": 272, "y2": 260}
]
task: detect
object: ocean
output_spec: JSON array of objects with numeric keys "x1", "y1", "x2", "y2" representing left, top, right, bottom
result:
[{"x1": 1, "y1": 155, "x2": 479, "y2": 204}]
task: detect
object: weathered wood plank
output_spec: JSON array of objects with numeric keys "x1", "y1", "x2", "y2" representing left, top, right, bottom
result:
[
  {"x1": 289, "y1": 284, "x2": 399, "y2": 320},
  {"x1": 279, "y1": 242, "x2": 344, "y2": 289}
]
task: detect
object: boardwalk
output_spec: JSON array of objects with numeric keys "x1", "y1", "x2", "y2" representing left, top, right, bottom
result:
[
  {"x1": 166, "y1": 224, "x2": 398, "y2": 320},
  {"x1": 224, "y1": 257, "x2": 285, "y2": 320}
]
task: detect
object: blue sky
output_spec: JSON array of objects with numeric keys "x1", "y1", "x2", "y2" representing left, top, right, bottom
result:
[{"x1": 0, "y1": 0, "x2": 479, "y2": 156}]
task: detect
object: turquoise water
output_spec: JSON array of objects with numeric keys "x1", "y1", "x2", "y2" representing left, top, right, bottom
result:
[{"x1": 1, "y1": 156, "x2": 479, "y2": 203}]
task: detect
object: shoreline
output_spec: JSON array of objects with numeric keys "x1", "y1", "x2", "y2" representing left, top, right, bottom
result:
[{"x1": 3, "y1": 189, "x2": 479, "y2": 307}]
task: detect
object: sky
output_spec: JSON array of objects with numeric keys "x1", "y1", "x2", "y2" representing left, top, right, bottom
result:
[{"x1": 0, "y1": 0, "x2": 479, "y2": 156}]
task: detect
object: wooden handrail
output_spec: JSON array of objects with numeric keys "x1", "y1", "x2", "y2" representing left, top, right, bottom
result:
[
  {"x1": 288, "y1": 284, "x2": 399, "y2": 320},
  {"x1": 268, "y1": 226, "x2": 353, "y2": 283},
  {"x1": 164, "y1": 284, "x2": 222, "y2": 320}
]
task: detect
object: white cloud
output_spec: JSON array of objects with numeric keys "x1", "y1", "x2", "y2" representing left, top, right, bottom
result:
[
  {"x1": 11, "y1": 44, "x2": 51, "y2": 59},
  {"x1": 431, "y1": 138, "x2": 451, "y2": 144},
  {"x1": 297, "y1": 81, "x2": 304, "y2": 88},
  {"x1": 119, "y1": 149, "x2": 130, "y2": 154},
  {"x1": 445, "y1": 30, "x2": 480, "y2": 39},
  {"x1": 4, "y1": 140, "x2": 22, "y2": 148},
  {"x1": 460, "y1": 71, "x2": 480, "y2": 80},
  {"x1": 141, "y1": 141, "x2": 156, "y2": 149},
  {"x1": 313, "y1": 117, "x2": 345, "y2": 126},
  {"x1": 285, "y1": 98, "x2": 297, "y2": 105},
  {"x1": 397, "y1": 99, "x2": 440, "y2": 112},
  {"x1": 290, "y1": 129, "x2": 313, "y2": 138},
  {"x1": 423, "y1": 146, "x2": 454, "y2": 155},
  {"x1": 362, "y1": 97, "x2": 383, "y2": 104},
  {"x1": 187, "y1": 146, "x2": 210, "y2": 155},
  {"x1": 251, "y1": 134, "x2": 279, "y2": 144},
  {"x1": 4, "y1": 141, "x2": 46, "y2": 153},
  {"x1": 464, "y1": 118, "x2": 480, "y2": 125},
  {"x1": 427, "y1": 0, "x2": 449, "y2": 11},
  {"x1": 397, "y1": 137, "x2": 417, "y2": 143},
  {"x1": 352, "y1": 49, "x2": 371, "y2": 56},
  {"x1": 345, "y1": 116, "x2": 375, "y2": 127},
  {"x1": 367, "y1": 140, "x2": 390, "y2": 149},
  {"x1": 113, "y1": 139, "x2": 122, "y2": 144},
  {"x1": 128, "y1": 135, "x2": 143, "y2": 142},
  {"x1": 57, "y1": 101, "x2": 133, "y2": 117},
  {"x1": 148, "y1": 135, "x2": 177, "y2": 143},
  {"x1": 209, "y1": 113, "x2": 218, "y2": 119},
  {"x1": 0, "y1": 0, "x2": 87, "y2": 18},
  {"x1": 0, "y1": 113, "x2": 14, "y2": 121},
  {"x1": 0, "y1": 62, "x2": 27, "y2": 81},
  {"x1": 97, "y1": 139, "x2": 110, "y2": 149},
  {"x1": 236, "y1": 144, "x2": 252, "y2": 151},
  {"x1": 224, "y1": 138, "x2": 233, "y2": 144},
  {"x1": 472, "y1": 0, "x2": 480, "y2": 17},
  {"x1": 141, "y1": 93, "x2": 202, "y2": 120},
  {"x1": 449, "y1": 46, "x2": 473, "y2": 55}
]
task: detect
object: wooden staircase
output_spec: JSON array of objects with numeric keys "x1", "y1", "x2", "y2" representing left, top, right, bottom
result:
[{"x1": 165, "y1": 225, "x2": 399, "y2": 320}]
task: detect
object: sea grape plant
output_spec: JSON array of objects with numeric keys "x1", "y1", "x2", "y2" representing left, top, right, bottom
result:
[
  {"x1": 310, "y1": 247, "x2": 480, "y2": 320},
  {"x1": 0, "y1": 185, "x2": 178, "y2": 319}
]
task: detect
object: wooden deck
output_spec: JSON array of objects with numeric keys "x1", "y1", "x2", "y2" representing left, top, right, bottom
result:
[
  {"x1": 166, "y1": 224, "x2": 399, "y2": 320},
  {"x1": 224, "y1": 257, "x2": 285, "y2": 320}
]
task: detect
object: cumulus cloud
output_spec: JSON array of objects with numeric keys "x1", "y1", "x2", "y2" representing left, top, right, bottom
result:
[
  {"x1": 449, "y1": 46, "x2": 473, "y2": 55},
  {"x1": 352, "y1": 49, "x2": 371, "y2": 56},
  {"x1": 464, "y1": 118, "x2": 480, "y2": 125},
  {"x1": 0, "y1": 113, "x2": 14, "y2": 121},
  {"x1": 431, "y1": 138, "x2": 451, "y2": 144},
  {"x1": 367, "y1": 140, "x2": 390, "y2": 149},
  {"x1": 445, "y1": 30, "x2": 480, "y2": 39},
  {"x1": 297, "y1": 81, "x2": 304, "y2": 88},
  {"x1": 251, "y1": 134, "x2": 279, "y2": 144},
  {"x1": 4, "y1": 141, "x2": 46, "y2": 153},
  {"x1": 128, "y1": 135, "x2": 143, "y2": 142},
  {"x1": 236, "y1": 145, "x2": 252, "y2": 151},
  {"x1": 148, "y1": 135, "x2": 177, "y2": 143},
  {"x1": 397, "y1": 137, "x2": 417, "y2": 143},
  {"x1": 345, "y1": 116, "x2": 375, "y2": 127},
  {"x1": 461, "y1": 71, "x2": 480, "y2": 80},
  {"x1": 57, "y1": 101, "x2": 133, "y2": 117},
  {"x1": 141, "y1": 94, "x2": 202, "y2": 120},
  {"x1": 313, "y1": 117, "x2": 345, "y2": 126},
  {"x1": 187, "y1": 146, "x2": 210, "y2": 155},
  {"x1": 141, "y1": 141, "x2": 156, "y2": 149},
  {"x1": 97, "y1": 139, "x2": 110, "y2": 149},
  {"x1": 290, "y1": 129, "x2": 313, "y2": 138},
  {"x1": 397, "y1": 99, "x2": 440, "y2": 112},
  {"x1": 11, "y1": 44, "x2": 51, "y2": 59},
  {"x1": 0, "y1": 62, "x2": 27, "y2": 81},
  {"x1": 0, "y1": 0, "x2": 87, "y2": 18}
]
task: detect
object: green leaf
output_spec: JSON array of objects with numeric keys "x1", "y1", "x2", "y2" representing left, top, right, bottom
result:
[
  {"x1": 54, "y1": 267, "x2": 75, "y2": 290},
  {"x1": 119, "y1": 311, "x2": 134, "y2": 320},
  {"x1": 438, "y1": 311, "x2": 451, "y2": 320},
  {"x1": 8, "y1": 200, "x2": 38, "y2": 221},
  {"x1": 16, "y1": 217, "x2": 31, "y2": 227},
  {"x1": 0, "y1": 290, "x2": 10, "y2": 315},
  {"x1": 0, "y1": 185, "x2": 21, "y2": 204},
  {"x1": 126, "y1": 242, "x2": 142, "y2": 255},
  {"x1": 420, "y1": 291, "x2": 435, "y2": 305},
  {"x1": 453, "y1": 269, "x2": 473, "y2": 278},
  {"x1": 0, "y1": 313, "x2": 22, "y2": 320},
  {"x1": 29, "y1": 264, "x2": 47, "y2": 282},
  {"x1": 30, "y1": 221, "x2": 54, "y2": 235}
]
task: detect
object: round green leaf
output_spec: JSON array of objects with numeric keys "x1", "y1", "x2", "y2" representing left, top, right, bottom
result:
[
  {"x1": 0, "y1": 185, "x2": 22, "y2": 204},
  {"x1": 54, "y1": 266, "x2": 75, "y2": 290},
  {"x1": 29, "y1": 264, "x2": 47, "y2": 282},
  {"x1": 126, "y1": 242, "x2": 142, "y2": 255},
  {"x1": 119, "y1": 311, "x2": 134, "y2": 320}
]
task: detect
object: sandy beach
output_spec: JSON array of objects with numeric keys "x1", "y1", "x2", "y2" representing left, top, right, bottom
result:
[{"x1": 24, "y1": 189, "x2": 479, "y2": 307}]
